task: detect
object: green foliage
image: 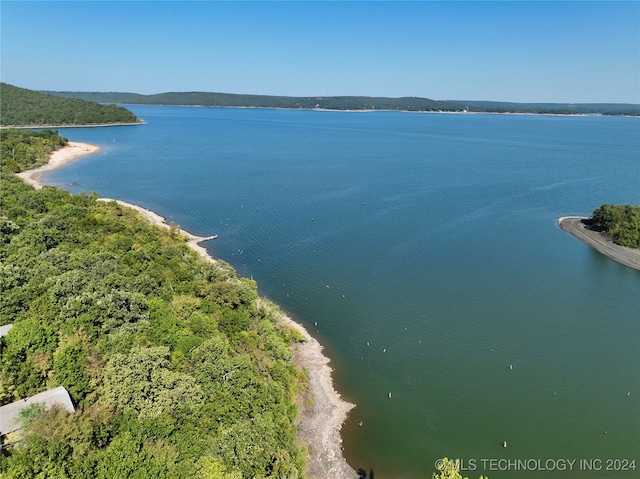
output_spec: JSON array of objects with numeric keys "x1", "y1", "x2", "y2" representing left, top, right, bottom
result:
[
  {"x1": 48, "y1": 89, "x2": 640, "y2": 115},
  {"x1": 53, "y1": 333, "x2": 92, "y2": 405},
  {"x1": 0, "y1": 130, "x2": 306, "y2": 477},
  {"x1": 1, "y1": 83, "x2": 140, "y2": 127},
  {"x1": 102, "y1": 346, "x2": 203, "y2": 420},
  {"x1": 195, "y1": 456, "x2": 242, "y2": 479},
  {"x1": 17, "y1": 402, "x2": 46, "y2": 427},
  {"x1": 0, "y1": 128, "x2": 68, "y2": 172},
  {"x1": 591, "y1": 204, "x2": 640, "y2": 249},
  {"x1": 433, "y1": 458, "x2": 488, "y2": 479},
  {"x1": 457, "y1": 100, "x2": 640, "y2": 116}
]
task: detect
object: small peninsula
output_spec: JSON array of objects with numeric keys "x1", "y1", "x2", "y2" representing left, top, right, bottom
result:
[
  {"x1": 1, "y1": 83, "x2": 141, "y2": 127},
  {"x1": 559, "y1": 204, "x2": 640, "y2": 271}
]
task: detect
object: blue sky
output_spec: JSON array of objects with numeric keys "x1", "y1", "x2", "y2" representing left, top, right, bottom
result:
[{"x1": 1, "y1": 1, "x2": 639, "y2": 103}]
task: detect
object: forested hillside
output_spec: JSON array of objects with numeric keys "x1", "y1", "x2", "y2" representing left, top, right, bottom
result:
[
  {"x1": 0, "y1": 129, "x2": 68, "y2": 172},
  {"x1": 47, "y1": 90, "x2": 640, "y2": 116},
  {"x1": 0, "y1": 84, "x2": 141, "y2": 127},
  {"x1": 591, "y1": 204, "x2": 640, "y2": 249},
  {"x1": 47, "y1": 90, "x2": 463, "y2": 112},
  {"x1": 456, "y1": 100, "x2": 640, "y2": 116},
  {"x1": 0, "y1": 130, "x2": 305, "y2": 478}
]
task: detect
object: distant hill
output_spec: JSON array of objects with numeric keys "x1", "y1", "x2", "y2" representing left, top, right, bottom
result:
[
  {"x1": 46, "y1": 90, "x2": 464, "y2": 112},
  {"x1": 457, "y1": 100, "x2": 640, "y2": 116},
  {"x1": 46, "y1": 90, "x2": 640, "y2": 116},
  {"x1": 0, "y1": 83, "x2": 141, "y2": 127}
]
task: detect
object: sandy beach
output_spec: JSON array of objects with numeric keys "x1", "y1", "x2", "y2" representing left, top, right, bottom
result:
[
  {"x1": 17, "y1": 143, "x2": 359, "y2": 479},
  {"x1": 15, "y1": 141, "x2": 101, "y2": 189},
  {"x1": 558, "y1": 216, "x2": 640, "y2": 271}
]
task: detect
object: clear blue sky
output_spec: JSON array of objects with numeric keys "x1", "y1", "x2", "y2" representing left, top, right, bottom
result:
[{"x1": 2, "y1": 1, "x2": 639, "y2": 103}]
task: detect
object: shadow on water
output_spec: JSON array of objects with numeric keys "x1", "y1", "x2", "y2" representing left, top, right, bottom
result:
[{"x1": 357, "y1": 468, "x2": 375, "y2": 479}]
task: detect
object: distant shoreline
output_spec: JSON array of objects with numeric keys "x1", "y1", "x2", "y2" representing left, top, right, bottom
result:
[
  {"x1": 44, "y1": 90, "x2": 640, "y2": 116},
  {"x1": 1, "y1": 121, "x2": 145, "y2": 129},
  {"x1": 558, "y1": 216, "x2": 640, "y2": 271},
  {"x1": 17, "y1": 141, "x2": 359, "y2": 479},
  {"x1": 86, "y1": 102, "x2": 639, "y2": 118}
]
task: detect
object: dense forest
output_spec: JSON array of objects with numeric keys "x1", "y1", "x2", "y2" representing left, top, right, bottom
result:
[
  {"x1": 47, "y1": 90, "x2": 640, "y2": 116},
  {"x1": 456, "y1": 100, "x2": 640, "y2": 116},
  {"x1": 0, "y1": 129, "x2": 68, "y2": 172},
  {"x1": 47, "y1": 90, "x2": 464, "y2": 112},
  {"x1": 1, "y1": 84, "x2": 141, "y2": 127},
  {"x1": 590, "y1": 204, "x2": 640, "y2": 249},
  {"x1": 0, "y1": 129, "x2": 306, "y2": 478}
]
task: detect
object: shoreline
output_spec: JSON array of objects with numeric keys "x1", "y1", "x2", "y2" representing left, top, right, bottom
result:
[
  {"x1": 558, "y1": 216, "x2": 640, "y2": 271},
  {"x1": 61, "y1": 102, "x2": 640, "y2": 118},
  {"x1": 96, "y1": 198, "x2": 220, "y2": 264},
  {"x1": 1, "y1": 121, "x2": 144, "y2": 129},
  {"x1": 93, "y1": 197, "x2": 358, "y2": 478},
  {"x1": 17, "y1": 142, "x2": 358, "y2": 479},
  {"x1": 286, "y1": 319, "x2": 357, "y2": 479},
  {"x1": 15, "y1": 142, "x2": 101, "y2": 190}
]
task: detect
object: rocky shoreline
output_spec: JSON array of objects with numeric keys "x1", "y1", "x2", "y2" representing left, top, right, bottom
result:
[{"x1": 558, "y1": 216, "x2": 640, "y2": 271}]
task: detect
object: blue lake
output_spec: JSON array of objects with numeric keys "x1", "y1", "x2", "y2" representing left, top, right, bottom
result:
[{"x1": 45, "y1": 107, "x2": 640, "y2": 478}]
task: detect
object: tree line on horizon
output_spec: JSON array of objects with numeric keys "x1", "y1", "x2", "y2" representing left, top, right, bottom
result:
[
  {"x1": 0, "y1": 129, "x2": 306, "y2": 478},
  {"x1": 1, "y1": 89, "x2": 636, "y2": 478},
  {"x1": 48, "y1": 90, "x2": 465, "y2": 112},
  {"x1": 46, "y1": 89, "x2": 640, "y2": 116},
  {"x1": 0, "y1": 83, "x2": 141, "y2": 127}
]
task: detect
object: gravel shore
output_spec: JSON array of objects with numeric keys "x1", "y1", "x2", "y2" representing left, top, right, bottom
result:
[{"x1": 558, "y1": 216, "x2": 640, "y2": 271}]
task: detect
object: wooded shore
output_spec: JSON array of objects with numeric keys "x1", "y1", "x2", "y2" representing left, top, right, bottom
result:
[{"x1": 17, "y1": 141, "x2": 359, "y2": 479}]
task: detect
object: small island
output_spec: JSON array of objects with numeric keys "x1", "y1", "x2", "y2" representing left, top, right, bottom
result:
[{"x1": 559, "y1": 204, "x2": 640, "y2": 270}]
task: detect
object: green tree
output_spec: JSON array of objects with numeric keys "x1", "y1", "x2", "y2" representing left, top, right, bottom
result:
[
  {"x1": 433, "y1": 458, "x2": 488, "y2": 479},
  {"x1": 1, "y1": 83, "x2": 140, "y2": 127},
  {"x1": 102, "y1": 346, "x2": 202, "y2": 420},
  {"x1": 592, "y1": 204, "x2": 640, "y2": 248},
  {"x1": 1, "y1": 129, "x2": 306, "y2": 476},
  {"x1": 195, "y1": 456, "x2": 242, "y2": 479},
  {"x1": 52, "y1": 334, "x2": 91, "y2": 404}
]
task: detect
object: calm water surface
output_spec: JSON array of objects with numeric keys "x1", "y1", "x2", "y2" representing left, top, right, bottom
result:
[{"x1": 45, "y1": 107, "x2": 640, "y2": 478}]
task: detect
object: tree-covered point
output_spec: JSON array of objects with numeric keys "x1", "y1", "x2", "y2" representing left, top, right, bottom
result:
[
  {"x1": 1, "y1": 130, "x2": 306, "y2": 478},
  {"x1": 1, "y1": 83, "x2": 141, "y2": 127},
  {"x1": 590, "y1": 204, "x2": 640, "y2": 249},
  {"x1": 0, "y1": 129, "x2": 67, "y2": 173}
]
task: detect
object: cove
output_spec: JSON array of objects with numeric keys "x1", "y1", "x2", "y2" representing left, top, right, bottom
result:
[{"x1": 43, "y1": 106, "x2": 640, "y2": 479}]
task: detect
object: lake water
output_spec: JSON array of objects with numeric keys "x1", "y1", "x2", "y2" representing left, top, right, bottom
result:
[{"x1": 45, "y1": 107, "x2": 640, "y2": 479}]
